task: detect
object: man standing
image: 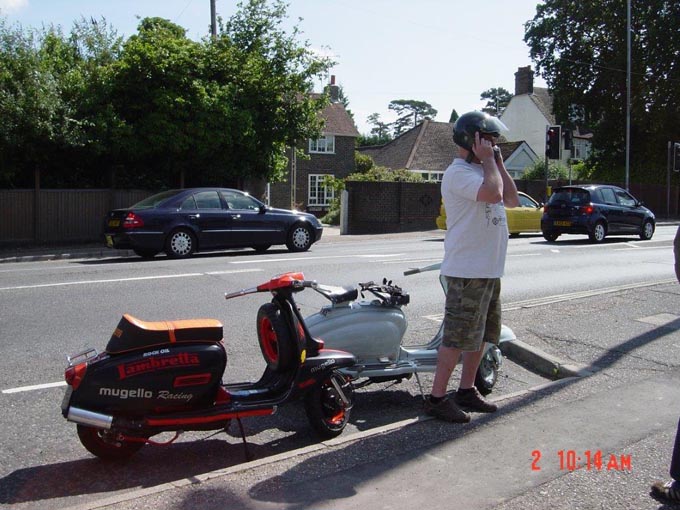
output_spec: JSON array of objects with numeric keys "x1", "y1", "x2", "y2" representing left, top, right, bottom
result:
[
  {"x1": 650, "y1": 224, "x2": 680, "y2": 503},
  {"x1": 425, "y1": 111, "x2": 519, "y2": 422}
]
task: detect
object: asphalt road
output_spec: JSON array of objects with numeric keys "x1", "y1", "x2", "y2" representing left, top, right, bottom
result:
[{"x1": 0, "y1": 225, "x2": 677, "y2": 509}]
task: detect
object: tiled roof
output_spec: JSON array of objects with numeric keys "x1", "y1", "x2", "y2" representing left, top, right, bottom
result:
[
  {"x1": 358, "y1": 120, "x2": 522, "y2": 172},
  {"x1": 310, "y1": 92, "x2": 360, "y2": 137},
  {"x1": 321, "y1": 102, "x2": 360, "y2": 137},
  {"x1": 529, "y1": 87, "x2": 555, "y2": 125},
  {"x1": 358, "y1": 120, "x2": 457, "y2": 171}
]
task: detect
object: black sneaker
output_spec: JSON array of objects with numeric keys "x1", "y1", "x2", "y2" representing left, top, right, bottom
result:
[
  {"x1": 651, "y1": 480, "x2": 680, "y2": 504},
  {"x1": 454, "y1": 387, "x2": 498, "y2": 413},
  {"x1": 424, "y1": 396, "x2": 471, "y2": 423}
]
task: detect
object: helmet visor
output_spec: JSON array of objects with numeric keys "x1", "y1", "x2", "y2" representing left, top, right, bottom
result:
[{"x1": 479, "y1": 116, "x2": 508, "y2": 137}]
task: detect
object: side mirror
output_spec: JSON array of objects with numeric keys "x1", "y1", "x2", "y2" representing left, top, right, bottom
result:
[{"x1": 259, "y1": 204, "x2": 267, "y2": 214}]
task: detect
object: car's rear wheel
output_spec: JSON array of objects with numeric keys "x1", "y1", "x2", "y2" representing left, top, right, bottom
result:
[
  {"x1": 165, "y1": 229, "x2": 196, "y2": 258},
  {"x1": 543, "y1": 232, "x2": 559, "y2": 242},
  {"x1": 133, "y1": 248, "x2": 159, "y2": 259},
  {"x1": 286, "y1": 224, "x2": 313, "y2": 252},
  {"x1": 640, "y1": 220, "x2": 654, "y2": 240},
  {"x1": 589, "y1": 221, "x2": 607, "y2": 243}
]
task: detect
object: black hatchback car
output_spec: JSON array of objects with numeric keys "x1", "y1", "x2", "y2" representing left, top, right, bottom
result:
[
  {"x1": 103, "y1": 188, "x2": 324, "y2": 258},
  {"x1": 541, "y1": 184, "x2": 655, "y2": 243}
]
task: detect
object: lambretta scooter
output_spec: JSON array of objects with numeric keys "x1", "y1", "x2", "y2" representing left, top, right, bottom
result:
[
  {"x1": 305, "y1": 263, "x2": 515, "y2": 396},
  {"x1": 61, "y1": 272, "x2": 356, "y2": 461}
]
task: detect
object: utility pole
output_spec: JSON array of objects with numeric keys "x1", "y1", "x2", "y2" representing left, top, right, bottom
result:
[
  {"x1": 210, "y1": 0, "x2": 217, "y2": 38},
  {"x1": 625, "y1": 0, "x2": 631, "y2": 191}
]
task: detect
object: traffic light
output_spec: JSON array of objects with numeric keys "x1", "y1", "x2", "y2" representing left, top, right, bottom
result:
[
  {"x1": 674, "y1": 142, "x2": 680, "y2": 172},
  {"x1": 546, "y1": 126, "x2": 561, "y2": 160},
  {"x1": 563, "y1": 129, "x2": 572, "y2": 151}
]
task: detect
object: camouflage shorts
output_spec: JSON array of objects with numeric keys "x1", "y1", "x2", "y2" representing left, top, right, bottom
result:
[{"x1": 441, "y1": 276, "x2": 502, "y2": 351}]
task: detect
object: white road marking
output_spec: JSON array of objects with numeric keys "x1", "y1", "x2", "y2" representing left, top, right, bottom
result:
[
  {"x1": 0, "y1": 268, "x2": 263, "y2": 291},
  {"x1": 229, "y1": 254, "x2": 404, "y2": 264},
  {"x1": 3, "y1": 381, "x2": 66, "y2": 394}
]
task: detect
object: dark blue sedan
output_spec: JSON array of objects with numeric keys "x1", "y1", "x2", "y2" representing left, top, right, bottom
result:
[
  {"x1": 103, "y1": 188, "x2": 323, "y2": 258},
  {"x1": 541, "y1": 184, "x2": 655, "y2": 243}
]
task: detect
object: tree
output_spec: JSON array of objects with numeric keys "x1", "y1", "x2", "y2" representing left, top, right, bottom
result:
[
  {"x1": 480, "y1": 87, "x2": 511, "y2": 116},
  {"x1": 388, "y1": 99, "x2": 437, "y2": 136},
  {"x1": 359, "y1": 112, "x2": 392, "y2": 146},
  {"x1": 525, "y1": 0, "x2": 680, "y2": 184},
  {"x1": 0, "y1": 19, "x2": 101, "y2": 187},
  {"x1": 449, "y1": 109, "x2": 459, "y2": 123}
]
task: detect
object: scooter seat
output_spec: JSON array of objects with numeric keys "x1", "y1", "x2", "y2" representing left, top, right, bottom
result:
[
  {"x1": 315, "y1": 284, "x2": 358, "y2": 305},
  {"x1": 105, "y1": 314, "x2": 224, "y2": 353}
]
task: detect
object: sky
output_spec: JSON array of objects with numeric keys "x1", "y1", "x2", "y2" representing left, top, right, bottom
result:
[{"x1": 0, "y1": 0, "x2": 547, "y2": 135}]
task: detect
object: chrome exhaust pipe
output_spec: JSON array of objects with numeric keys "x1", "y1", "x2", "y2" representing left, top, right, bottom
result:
[{"x1": 67, "y1": 407, "x2": 113, "y2": 429}]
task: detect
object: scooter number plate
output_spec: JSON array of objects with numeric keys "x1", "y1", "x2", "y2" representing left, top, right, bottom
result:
[{"x1": 61, "y1": 386, "x2": 73, "y2": 412}]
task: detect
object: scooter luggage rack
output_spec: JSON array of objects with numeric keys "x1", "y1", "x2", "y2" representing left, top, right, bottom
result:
[{"x1": 66, "y1": 348, "x2": 98, "y2": 367}]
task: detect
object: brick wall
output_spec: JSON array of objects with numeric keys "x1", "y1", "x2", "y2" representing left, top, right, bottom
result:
[{"x1": 344, "y1": 181, "x2": 441, "y2": 234}]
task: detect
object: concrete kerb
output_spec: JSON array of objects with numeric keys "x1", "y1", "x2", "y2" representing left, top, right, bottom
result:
[{"x1": 500, "y1": 339, "x2": 595, "y2": 380}]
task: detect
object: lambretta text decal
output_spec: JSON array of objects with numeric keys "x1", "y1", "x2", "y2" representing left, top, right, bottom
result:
[{"x1": 117, "y1": 353, "x2": 200, "y2": 380}]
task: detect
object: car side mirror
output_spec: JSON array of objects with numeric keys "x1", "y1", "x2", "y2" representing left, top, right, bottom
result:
[{"x1": 259, "y1": 204, "x2": 267, "y2": 214}]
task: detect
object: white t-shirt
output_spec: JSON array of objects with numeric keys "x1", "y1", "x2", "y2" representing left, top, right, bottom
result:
[{"x1": 440, "y1": 158, "x2": 509, "y2": 278}]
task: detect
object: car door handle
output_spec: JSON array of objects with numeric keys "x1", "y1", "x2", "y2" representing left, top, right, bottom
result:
[
  {"x1": 188, "y1": 214, "x2": 200, "y2": 219},
  {"x1": 231, "y1": 214, "x2": 241, "y2": 220}
]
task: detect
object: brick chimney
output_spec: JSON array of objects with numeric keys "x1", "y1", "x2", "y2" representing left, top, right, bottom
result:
[
  {"x1": 514, "y1": 66, "x2": 534, "y2": 95},
  {"x1": 329, "y1": 75, "x2": 340, "y2": 103}
]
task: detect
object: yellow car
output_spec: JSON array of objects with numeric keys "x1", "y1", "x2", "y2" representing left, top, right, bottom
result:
[{"x1": 436, "y1": 191, "x2": 543, "y2": 237}]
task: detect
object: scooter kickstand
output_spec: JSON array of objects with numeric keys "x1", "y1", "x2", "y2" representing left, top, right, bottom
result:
[
  {"x1": 236, "y1": 417, "x2": 254, "y2": 461},
  {"x1": 413, "y1": 371, "x2": 427, "y2": 401}
]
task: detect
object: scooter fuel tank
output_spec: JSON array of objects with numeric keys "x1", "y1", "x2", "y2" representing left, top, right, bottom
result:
[{"x1": 306, "y1": 302, "x2": 406, "y2": 363}]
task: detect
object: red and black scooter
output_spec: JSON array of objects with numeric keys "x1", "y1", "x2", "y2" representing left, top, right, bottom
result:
[{"x1": 61, "y1": 272, "x2": 356, "y2": 460}]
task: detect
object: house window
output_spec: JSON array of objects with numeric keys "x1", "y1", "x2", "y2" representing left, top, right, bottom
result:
[
  {"x1": 419, "y1": 171, "x2": 444, "y2": 182},
  {"x1": 309, "y1": 135, "x2": 335, "y2": 154},
  {"x1": 308, "y1": 174, "x2": 334, "y2": 206},
  {"x1": 572, "y1": 138, "x2": 592, "y2": 161}
]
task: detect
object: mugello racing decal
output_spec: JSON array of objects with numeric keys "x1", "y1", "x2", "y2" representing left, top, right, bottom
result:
[
  {"x1": 99, "y1": 387, "x2": 194, "y2": 402},
  {"x1": 117, "y1": 352, "x2": 200, "y2": 380}
]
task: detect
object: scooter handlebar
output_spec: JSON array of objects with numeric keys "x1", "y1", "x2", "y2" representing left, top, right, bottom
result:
[
  {"x1": 224, "y1": 287, "x2": 259, "y2": 300},
  {"x1": 403, "y1": 262, "x2": 441, "y2": 276}
]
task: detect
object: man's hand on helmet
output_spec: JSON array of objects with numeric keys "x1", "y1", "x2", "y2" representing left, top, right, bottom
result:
[{"x1": 472, "y1": 132, "x2": 496, "y2": 163}]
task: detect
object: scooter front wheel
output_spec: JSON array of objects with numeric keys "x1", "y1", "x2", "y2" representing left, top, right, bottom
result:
[
  {"x1": 257, "y1": 303, "x2": 295, "y2": 372},
  {"x1": 77, "y1": 425, "x2": 147, "y2": 460},
  {"x1": 304, "y1": 371, "x2": 353, "y2": 439}
]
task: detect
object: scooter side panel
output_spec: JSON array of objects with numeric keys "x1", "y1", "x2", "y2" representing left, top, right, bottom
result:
[
  {"x1": 307, "y1": 303, "x2": 406, "y2": 363},
  {"x1": 70, "y1": 343, "x2": 227, "y2": 414}
]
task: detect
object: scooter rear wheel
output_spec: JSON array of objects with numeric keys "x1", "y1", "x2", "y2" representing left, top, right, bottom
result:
[
  {"x1": 474, "y1": 348, "x2": 499, "y2": 396},
  {"x1": 304, "y1": 371, "x2": 353, "y2": 439},
  {"x1": 257, "y1": 303, "x2": 295, "y2": 372},
  {"x1": 77, "y1": 425, "x2": 147, "y2": 460}
]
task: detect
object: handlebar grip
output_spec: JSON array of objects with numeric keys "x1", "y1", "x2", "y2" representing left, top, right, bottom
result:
[
  {"x1": 224, "y1": 287, "x2": 258, "y2": 300},
  {"x1": 403, "y1": 268, "x2": 420, "y2": 276}
]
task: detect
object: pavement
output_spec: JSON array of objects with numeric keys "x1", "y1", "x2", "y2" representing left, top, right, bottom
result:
[{"x1": 4, "y1": 228, "x2": 680, "y2": 509}]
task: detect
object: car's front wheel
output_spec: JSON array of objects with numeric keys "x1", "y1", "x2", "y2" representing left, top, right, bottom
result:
[
  {"x1": 165, "y1": 229, "x2": 196, "y2": 258},
  {"x1": 286, "y1": 224, "x2": 313, "y2": 252},
  {"x1": 640, "y1": 220, "x2": 655, "y2": 240},
  {"x1": 589, "y1": 221, "x2": 607, "y2": 243}
]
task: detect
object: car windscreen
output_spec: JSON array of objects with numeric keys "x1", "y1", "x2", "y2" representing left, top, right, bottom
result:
[
  {"x1": 549, "y1": 189, "x2": 590, "y2": 205},
  {"x1": 130, "y1": 190, "x2": 182, "y2": 209}
]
